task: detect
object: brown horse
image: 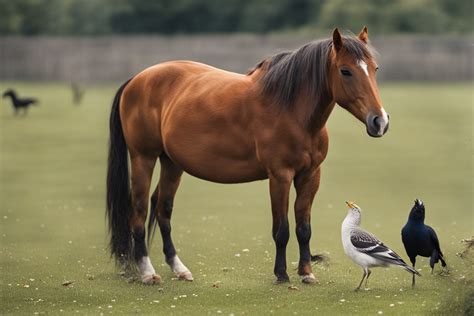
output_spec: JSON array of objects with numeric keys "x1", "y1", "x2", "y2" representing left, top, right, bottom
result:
[{"x1": 106, "y1": 27, "x2": 389, "y2": 285}]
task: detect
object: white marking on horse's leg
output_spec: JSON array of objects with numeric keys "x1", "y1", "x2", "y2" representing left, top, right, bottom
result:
[
  {"x1": 138, "y1": 256, "x2": 161, "y2": 284},
  {"x1": 169, "y1": 255, "x2": 193, "y2": 281},
  {"x1": 358, "y1": 60, "x2": 369, "y2": 76},
  {"x1": 300, "y1": 273, "x2": 316, "y2": 284}
]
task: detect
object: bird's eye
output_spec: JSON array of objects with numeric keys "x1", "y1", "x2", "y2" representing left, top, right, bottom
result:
[{"x1": 341, "y1": 69, "x2": 352, "y2": 77}]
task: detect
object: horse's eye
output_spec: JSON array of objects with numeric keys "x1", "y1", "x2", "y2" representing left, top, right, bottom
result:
[
  {"x1": 375, "y1": 67, "x2": 379, "y2": 72},
  {"x1": 341, "y1": 69, "x2": 352, "y2": 77}
]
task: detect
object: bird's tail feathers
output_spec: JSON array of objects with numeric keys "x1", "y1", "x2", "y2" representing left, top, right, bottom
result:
[
  {"x1": 400, "y1": 263, "x2": 421, "y2": 276},
  {"x1": 431, "y1": 249, "x2": 447, "y2": 268},
  {"x1": 371, "y1": 252, "x2": 421, "y2": 276},
  {"x1": 438, "y1": 250, "x2": 447, "y2": 267},
  {"x1": 440, "y1": 257, "x2": 447, "y2": 267}
]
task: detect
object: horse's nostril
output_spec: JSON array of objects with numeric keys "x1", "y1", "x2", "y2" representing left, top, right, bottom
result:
[{"x1": 372, "y1": 116, "x2": 380, "y2": 129}]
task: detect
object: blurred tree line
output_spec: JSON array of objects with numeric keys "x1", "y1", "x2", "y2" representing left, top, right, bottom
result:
[{"x1": 0, "y1": 0, "x2": 471, "y2": 35}]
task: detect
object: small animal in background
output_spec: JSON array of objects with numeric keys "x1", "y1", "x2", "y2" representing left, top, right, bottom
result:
[
  {"x1": 401, "y1": 199, "x2": 447, "y2": 287},
  {"x1": 342, "y1": 201, "x2": 420, "y2": 291},
  {"x1": 2, "y1": 89, "x2": 38, "y2": 115},
  {"x1": 71, "y1": 82, "x2": 84, "y2": 105}
]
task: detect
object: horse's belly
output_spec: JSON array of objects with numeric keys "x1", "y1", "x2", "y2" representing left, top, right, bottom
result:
[
  {"x1": 166, "y1": 144, "x2": 267, "y2": 183},
  {"x1": 162, "y1": 118, "x2": 267, "y2": 184},
  {"x1": 180, "y1": 156, "x2": 267, "y2": 183}
]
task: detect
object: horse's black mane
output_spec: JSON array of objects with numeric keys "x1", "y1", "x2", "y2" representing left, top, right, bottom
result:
[{"x1": 250, "y1": 35, "x2": 375, "y2": 111}]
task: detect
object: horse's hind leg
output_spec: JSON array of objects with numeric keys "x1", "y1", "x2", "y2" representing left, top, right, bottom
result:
[
  {"x1": 151, "y1": 154, "x2": 193, "y2": 281},
  {"x1": 130, "y1": 155, "x2": 161, "y2": 284}
]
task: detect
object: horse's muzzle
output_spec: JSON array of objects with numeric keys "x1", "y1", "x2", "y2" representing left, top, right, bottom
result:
[{"x1": 366, "y1": 113, "x2": 390, "y2": 137}]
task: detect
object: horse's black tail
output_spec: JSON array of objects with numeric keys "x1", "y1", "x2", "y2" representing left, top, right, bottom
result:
[{"x1": 106, "y1": 79, "x2": 133, "y2": 267}]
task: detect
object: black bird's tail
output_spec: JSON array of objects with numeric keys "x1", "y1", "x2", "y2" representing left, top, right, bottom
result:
[
  {"x1": 431, "y1": 249, "x2": 447, "y2": 269},
  {"x1": 106, "y1": 79, "x2": 133, "y2": 267},
  {"x1": 440, "y1": 257, "x2": 447, "y2": 267}
]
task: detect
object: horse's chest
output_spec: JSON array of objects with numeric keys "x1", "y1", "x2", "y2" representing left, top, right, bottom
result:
[
  {"x1": 310, "y1": 129, "x2": 329, "y2": 167},
  {"x1": 256, "y1": 121, "x2": 328, "y2": 165}
]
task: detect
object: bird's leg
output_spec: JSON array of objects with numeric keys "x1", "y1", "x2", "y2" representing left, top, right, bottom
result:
[
  {"x1": 410, "y1": 258, "x2": 416, "y2": 288},
  {"x1": 355, "y1": 269, "x2": 367, "y2": 291},
  {"x1": 365, "y1": 269, "x2": 372, "y2": 288}
]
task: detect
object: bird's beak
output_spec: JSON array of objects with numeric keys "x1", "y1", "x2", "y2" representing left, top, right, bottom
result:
[{"x1": 345, "y1": 201, "x2": 354, "y2": 208}]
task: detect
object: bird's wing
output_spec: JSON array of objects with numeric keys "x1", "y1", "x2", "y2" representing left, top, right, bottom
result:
[
  {"x1": 351, "y1": 229, "x2": 408, "y2": 266},
  {"x1": 401, "y1": 225, "x2": 409, "y2": 245},
  {"x1": 426, "y1": 225, "x2": 443, "y2": 255},
  {"x1": 400, "y1": 224, "x2": 414, "y2": 253},
  {"x1": 350, "y1": 229, "x2": 383, "y2": 251}
]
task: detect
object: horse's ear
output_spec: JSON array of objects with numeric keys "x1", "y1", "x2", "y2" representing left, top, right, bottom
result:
[
  {"x1": 332, "y1": 28, "x2": 343, "y2": 52},
  {"x1": 358, "y1": 26, "x2": 369, "y2": 44}
]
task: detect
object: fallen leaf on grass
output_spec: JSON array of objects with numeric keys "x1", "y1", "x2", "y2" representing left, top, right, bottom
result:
[
  {"x1": 288, "y1": 285, "x2": 299, "y2": 291},
  {"x1": 62, "y1": 280, "x2": 75, "y2": 287}
]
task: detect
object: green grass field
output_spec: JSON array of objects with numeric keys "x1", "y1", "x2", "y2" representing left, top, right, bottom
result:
[{"x1": 0, "y1": 82, "x2": 472, "y2": 315}]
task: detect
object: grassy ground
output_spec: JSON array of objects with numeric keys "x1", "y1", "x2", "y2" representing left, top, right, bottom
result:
[{"x1": 0, "y1": 82, "x2": 472, "y2": 315}]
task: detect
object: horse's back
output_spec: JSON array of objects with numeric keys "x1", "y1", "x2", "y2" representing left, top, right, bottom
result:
[{"x1": 120, "y1": 61, "x2": 267, "y2": 182}]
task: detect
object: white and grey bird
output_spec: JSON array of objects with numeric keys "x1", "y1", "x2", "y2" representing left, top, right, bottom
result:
[{"x1": 341, "y1": 201, "x2": 420, "y2": 290}]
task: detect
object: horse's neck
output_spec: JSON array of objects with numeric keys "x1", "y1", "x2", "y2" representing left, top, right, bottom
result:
[
  {"x1": 311, "y1": 96, "x2": 336, "y2": 130},
  {"x1": 295, "y1": 90, "x2": 335, "y2": 132}
]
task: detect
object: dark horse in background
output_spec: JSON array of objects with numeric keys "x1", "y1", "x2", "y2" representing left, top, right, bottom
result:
[
  {"x1": 106, "y1": 27, "x2": 389, "y2": 284},
  {"x1": 3, "y1": 89, "x2": 38, "y2": 115}
]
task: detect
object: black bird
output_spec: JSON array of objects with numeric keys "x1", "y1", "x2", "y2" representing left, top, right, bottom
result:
[
  {"x1": 3, "y1": 89, "x2": 38, "y2": 115},
  {"x1": 401, "y1": 199, "x2": 447, "y2": 287}
]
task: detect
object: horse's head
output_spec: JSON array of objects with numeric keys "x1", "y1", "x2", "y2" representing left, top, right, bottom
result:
[{"x1": 329, "y1": 27, "x2": 389, "y2": 138}]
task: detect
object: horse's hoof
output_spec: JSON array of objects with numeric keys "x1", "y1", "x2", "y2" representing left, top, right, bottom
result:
[
  {"x1": 177, "y1": 271, "x2": 194, "y2": 281},
  {"x1": 142, "y1": 274, "x2": 161, "y2": 285},
  {"x1": 300, "y1": 273, "x2": 316, "y2": 284},
  {"x1": 273, "y1": 277, "x2": 290, "y2": 285}
]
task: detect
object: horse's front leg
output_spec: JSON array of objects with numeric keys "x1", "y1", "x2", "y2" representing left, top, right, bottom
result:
[
  {"x1": 293, "y1": 167, "x2": 320, "y2": 284},
  {"x1": 269, "y1": 170, "x2": 294, "y2": 284}
]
